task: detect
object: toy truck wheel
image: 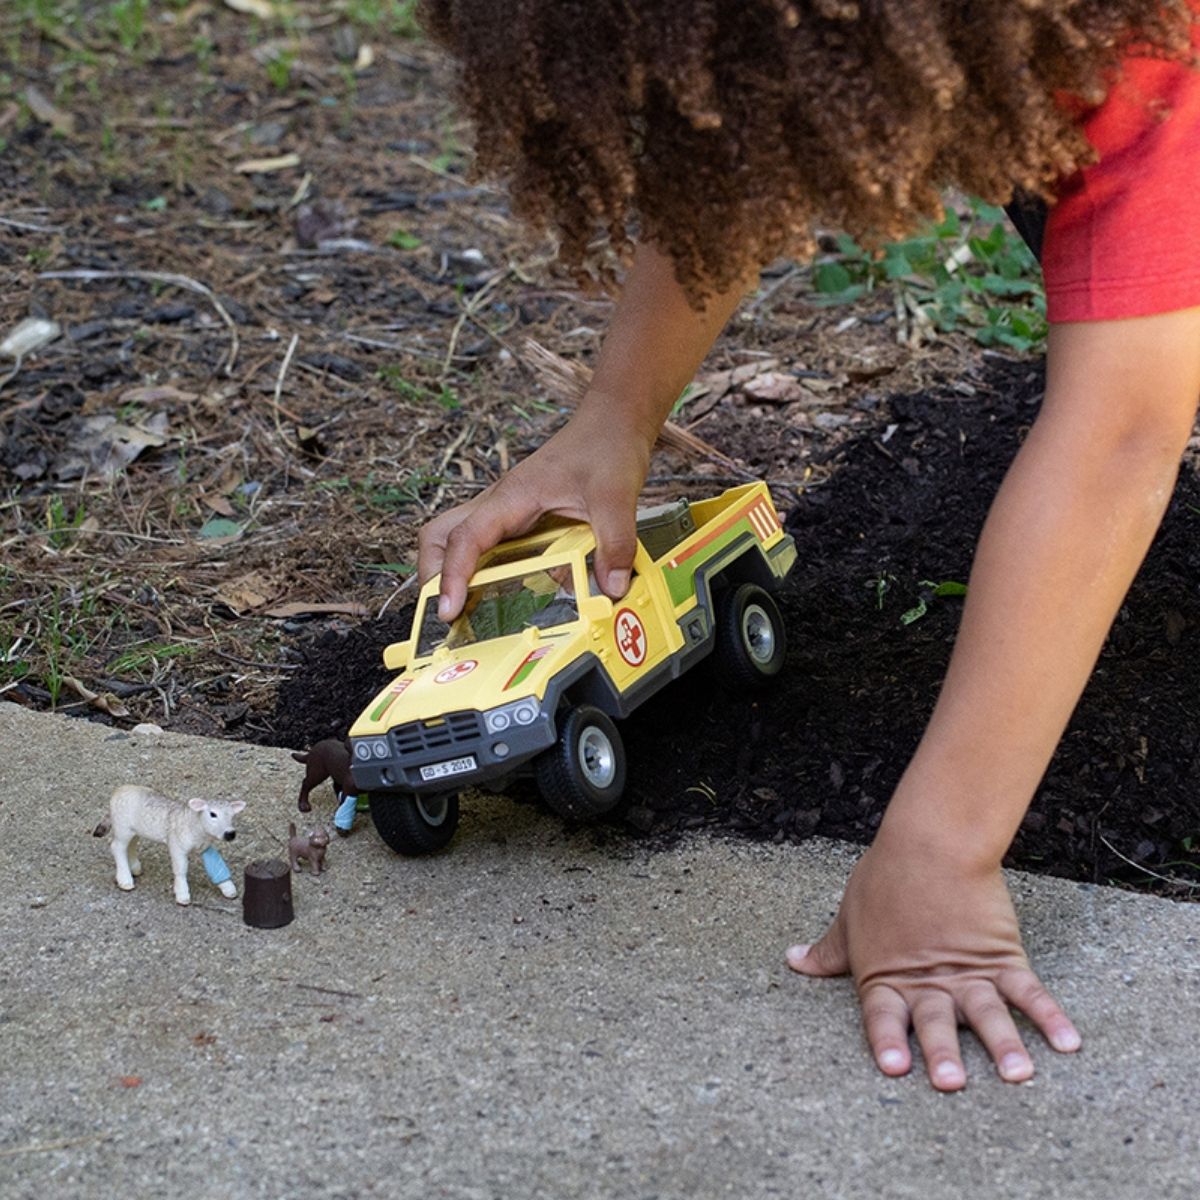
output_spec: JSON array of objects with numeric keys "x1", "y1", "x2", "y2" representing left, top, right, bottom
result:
[
  {"x1": 369, "y1": 791, "x2": 459, "y2": 855},
  {"x1": 536, "y1": 705, "x2": 628, "y2": 820},
  {"x1": 714, "y1": 583, "x2": 786, "y2": 690}
]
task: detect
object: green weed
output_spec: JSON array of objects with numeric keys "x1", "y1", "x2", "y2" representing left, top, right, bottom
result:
[
  {"x1": 264, "y1": 48, "x2": 296, "y2": 92},
  {"x1": 388, "y1": 228, "x2": 422, "y2": 250},
  {"x1": 900, "y1": 580, "x2": 968, "y2": 626},
  {"x1": 46, "y1": 495, "x2": 86, "y2": 550},
  {"x1": 378, "y1": 368, "x2": 460, "y2": 410},
  {"x1": 812, "y1": 197, "x2": 1047, "y2": 353},
  {"x1": 108, "y1": 641, "x2": 198, "y2": 679},
  {"x1": 109, "y1": 0, "x2": 149, "y2": 55}
]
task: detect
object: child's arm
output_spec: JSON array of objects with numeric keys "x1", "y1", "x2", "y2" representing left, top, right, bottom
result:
[
  {"x1": 790, "y1": 308, "x2": 1200, "y2": 1088},
  {"x1": 416, "y1": 243, "x2": 752, "y2": 618}
]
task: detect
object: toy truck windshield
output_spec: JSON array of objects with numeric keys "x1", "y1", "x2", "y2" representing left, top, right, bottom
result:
[{"x1": 415, "y1": 563, "x2": 582, "y2": 656}]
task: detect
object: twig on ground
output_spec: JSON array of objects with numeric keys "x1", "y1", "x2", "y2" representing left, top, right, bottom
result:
[
  {"x1": 1098, "y1": 834, "x2": 1200, "y2": 890},
  {"x1": 0, "y1": 1133, "x2": 113, "y2": 1158},
  {"x1": 377, "y1": 571, "x2": 420, "y2": 619},
  {"x1": 0, "y1": 215, "x2": 62, "y2": 233},
  {"x1": 38, "y1": 269, "x2": 241, "y2": 374}
]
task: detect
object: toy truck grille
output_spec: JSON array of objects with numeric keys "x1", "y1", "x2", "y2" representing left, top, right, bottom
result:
[{"x1": 390, "y1": 710, "x2": 482, "y2": 756}]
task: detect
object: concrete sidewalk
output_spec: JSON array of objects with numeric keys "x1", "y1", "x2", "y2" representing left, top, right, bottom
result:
[{"x1": 1, "y1": 701, "x2": 1197, "y2": 1199}]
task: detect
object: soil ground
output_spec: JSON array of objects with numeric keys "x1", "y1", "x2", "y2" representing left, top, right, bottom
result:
[{"x1": 3, "y1": 7, "x2": 1198, "y2": 898}]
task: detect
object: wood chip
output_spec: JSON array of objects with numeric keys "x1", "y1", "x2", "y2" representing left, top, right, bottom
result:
[{"x1": 23, "y1": 86, "x2": 76, "y2": 137}]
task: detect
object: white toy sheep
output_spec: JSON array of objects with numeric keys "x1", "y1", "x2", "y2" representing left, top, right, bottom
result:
[{"x1": 93, "y1": 785, "x2": 246, "y2": 906}]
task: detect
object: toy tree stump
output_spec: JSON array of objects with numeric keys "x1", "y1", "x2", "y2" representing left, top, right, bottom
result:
[{"x1": 243, "y1": 859, "x2": 294, "y2": 928}]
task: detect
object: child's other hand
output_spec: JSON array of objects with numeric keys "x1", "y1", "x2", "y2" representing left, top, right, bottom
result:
[
  {"x1": 786, "y1": 831, "x2": 1081, "y2": 1090},
  {"x1": 417, "y1": 397, "x2": 653, "y2": 621}
]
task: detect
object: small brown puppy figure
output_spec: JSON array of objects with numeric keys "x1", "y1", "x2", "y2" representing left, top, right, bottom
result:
[
  {"x1": 291, "y1": 738, "x2": 354, "y2": 813},
  {"x1": 288, "y1": 822, "x2": 330, "y2": 876}
]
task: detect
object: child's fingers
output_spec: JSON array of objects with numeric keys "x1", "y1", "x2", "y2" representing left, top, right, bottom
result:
[
  {"x1": 910, "y1": 991, "x2": 966, "y2": 1091},
  {"x1": 587, "y1": 483, "x2": 640, "y2": 599},
  {"x1": 858, "y1": 983, "x2": 912, "y2": 1077},
  {"x1": 438, "y1": 490, "x2": 540, "y2": 619},
  {"x1": 416, "y1": 498, "x2": 479, "y2": 587},
  {"x1": 998, "y1": 968, "x2": 1082, "y2": 1055},
  {"x1": 956, "y1": 981, "x2": 1034, "y2": 1083}
]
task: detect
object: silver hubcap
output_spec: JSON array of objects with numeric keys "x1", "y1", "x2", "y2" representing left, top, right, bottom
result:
[
  {"x1": 577, "y1": 726, "x2": 616, "y2": 790},
  {"x1": 416, "y1": 794, "x2": 450, "y2": 827},
  {"x1": 742, "y1": 604, "x2": 776, "y2": 665}
]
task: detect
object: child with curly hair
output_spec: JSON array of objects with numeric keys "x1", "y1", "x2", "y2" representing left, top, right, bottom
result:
[{"x1": 414, "y1": 0, "x2": 1200, "y2": 1090}]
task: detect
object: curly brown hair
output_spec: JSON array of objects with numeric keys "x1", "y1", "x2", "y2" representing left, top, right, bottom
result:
[{"x1": 420, "y1": 1, "x2": 1196, "y2": 300}]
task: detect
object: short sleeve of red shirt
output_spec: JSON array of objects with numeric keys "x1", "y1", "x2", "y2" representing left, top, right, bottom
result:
[{"x1": 1043, "y1": 20, "x2": 1200, "y2": 323}]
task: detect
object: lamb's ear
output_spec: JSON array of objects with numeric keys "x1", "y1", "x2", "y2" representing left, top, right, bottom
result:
[
  {"x1": 230, "y1": 800, "x2": 246, "y2": 814},
  {"x1": 187, "y1": 797, "x2": 207, "y2": 812}
]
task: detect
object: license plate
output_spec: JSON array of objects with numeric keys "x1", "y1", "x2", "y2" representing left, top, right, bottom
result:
[{"x1": 419, "y1": 755, "x2": 477, "y2": 782}]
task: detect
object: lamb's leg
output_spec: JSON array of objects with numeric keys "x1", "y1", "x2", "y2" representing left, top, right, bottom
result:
[
  {"x1": 169, "y1": 842, "x2": 192, "y2": 906},
  {"x1": 128, "y1": 835, "x2": 142, "y2": 877},
  {"x1": 111, "y1": 832, "x2": 136, "y2": 891},
  {"x1": 200, "y1": 845, "x2": 237, "y2": 899}
]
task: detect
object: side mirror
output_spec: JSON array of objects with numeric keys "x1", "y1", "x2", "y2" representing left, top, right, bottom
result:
[{"x1": 382, "y1": 642, "x2": 411, "y2": 671}]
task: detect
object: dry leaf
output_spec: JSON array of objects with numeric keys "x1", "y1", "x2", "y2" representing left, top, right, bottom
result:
[
  {"x1": 24, "y1": 86, "x2": 76, "y2": 137},
  {"x1": 118, "y1": 385, "x2": 198, "y2": 405},
  {"x1": 234, "y1": 152, "x2": 302, "y2": 175},
  {"x1": 201, "y1": 494, "x2": 236, "y2": 517},
  {"x1": 223, "y1": 0, "x2": 278, "y2": 17},
  {"x1": 216, "y1": 571, "x2": 276, "y2": 614},
  {"x1": 62, "y1": 676, "x2": 131, "y2": 718},
  {"x1": 740, "y1": 371, "x2": 810, "y2": 405},
  {"x1": 263, "y1": 601, "x2": 370, "y2": 619},
  {"x1": 1, "y1": 317, "x2": 61, "y2": 359}
]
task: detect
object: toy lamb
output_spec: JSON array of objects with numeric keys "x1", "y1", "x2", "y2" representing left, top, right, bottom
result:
[{"x1": 93, "y1": 785, "x2": 246, "y2": 906}]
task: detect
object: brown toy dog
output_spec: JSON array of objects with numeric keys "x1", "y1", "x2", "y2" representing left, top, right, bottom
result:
[
  {"x1": 288, "y1": 821, "x2": 330, "y2": 876},
  {"x1": 291, "y1": 738, "x2": 355, "y2": 813}
]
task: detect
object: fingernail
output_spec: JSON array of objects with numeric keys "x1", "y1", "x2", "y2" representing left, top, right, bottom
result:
[
  {"x1": 879, "y1": 1049, "x2": 906, "y2": 1072},
  {"x1": 606, "y1": 569, "x2": 630, "y2": 597},
  {"x1": 1051, "y1": 1028, "x2": 1081, "y2": 1053},
  {"x1": 785, "y1": 944, "x2": 811, "y2": 966},
  {"x1": 934, "y1": 1062, "x2": 964, "y2": 1088},
  {"x1": 1000, "y1": 1053, "x2": 1031, "y2": 1081},
  {"x1": 437, "y1": 595, "x2": 451, "y2": 621}
]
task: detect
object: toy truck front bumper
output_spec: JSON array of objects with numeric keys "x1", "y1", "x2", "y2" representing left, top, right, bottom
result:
[{"x1": 350, "y1": 708, "x2": 557, "y2": 795}]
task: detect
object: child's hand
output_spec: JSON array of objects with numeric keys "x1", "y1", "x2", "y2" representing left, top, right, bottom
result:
[
  {"x1": 786, "y1": 831, "x2": 1081, "y2": 1090},
  {"x1": 417, "y1": 398, "x2": 653, "y2": 620}
]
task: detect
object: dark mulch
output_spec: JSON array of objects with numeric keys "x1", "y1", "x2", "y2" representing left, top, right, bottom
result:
[{"x1": 259, "y1": 357, "x2": 1200, "y2": 898}]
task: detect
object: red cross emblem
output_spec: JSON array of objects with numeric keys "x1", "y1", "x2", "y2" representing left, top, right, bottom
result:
[
  {"x1": 615, "y1": 609, "x2": 647, "y2": 667},
  {"x1": 434, "y1": 659, "x2": 478, "y2": 684}
]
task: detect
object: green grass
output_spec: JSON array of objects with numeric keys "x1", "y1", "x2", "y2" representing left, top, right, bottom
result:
[
  {"x1": 108, "y1": 640, "x2": 198, "y2": 679},
  {"x1": 811, "y1": 197, "x2": 1047, "y2": 353}
]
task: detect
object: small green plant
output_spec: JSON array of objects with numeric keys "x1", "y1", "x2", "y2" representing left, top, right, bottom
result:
[
  {"x1": 108, "y1": 641, "x2": 198, "y2": 679},
  {"x1": 46, "y1": 495, "x2": 86, "y2": 550},
  {"x1": 811, "y1": 197, "x2": 1047, "y2": 353},
  {"x1": 378, "y1": 368, "x2": 461, "y2": 410},
  {"x1": 264, "y1": 48, "x2": 296, "y2": 92},
  {"x1": 388, "y1": 228, "x2": 422, "y2": 250},
  {"x1": 900, "y1": 579, "x2": 968, "y2": 626},
  {"x1": 109, "y1": 0, "x2": 149, "y2": 55},
  {"x1": 866, "y1": 571, "x2": 897, "y2": 610},
  {"x1": 318, "y1": 472, "x2": 439, "y2": 513}
]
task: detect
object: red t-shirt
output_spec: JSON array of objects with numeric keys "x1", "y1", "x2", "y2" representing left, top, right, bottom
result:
[{"x1": 1043, "y1": 21, "x2": 1200, "y2": 322}]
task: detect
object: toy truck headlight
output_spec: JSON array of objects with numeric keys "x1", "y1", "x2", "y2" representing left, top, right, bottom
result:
[
  {"x1": 484, "y1": 698, "x2": 541, "y2": 734},
  {"x1": 353, "y1": 737, "x2": 391, "y2": 761}
]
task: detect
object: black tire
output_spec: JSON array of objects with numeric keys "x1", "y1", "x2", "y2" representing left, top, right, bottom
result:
[
  {"x1": 536, "y1": 704, "x2": 628, "y2": 820},
  {"x1": 713, "y1": 583, "x2": 786, "y2": 691},
  {"x1": 369, "y1": 791, "x2": 460, "y2": 855}
]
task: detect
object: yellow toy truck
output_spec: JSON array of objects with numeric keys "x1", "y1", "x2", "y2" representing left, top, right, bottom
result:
[{"x1": 349, "y1": 482, "x2": 797, "y2": 854}]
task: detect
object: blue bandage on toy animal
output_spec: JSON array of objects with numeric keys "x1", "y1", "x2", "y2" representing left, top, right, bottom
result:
[
  {"x1": 334, "y1": 792, "x2": 358, "y2": 832},
  {"x1": 201, "y1": 845, "x2": 232, "y2": 885}
]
